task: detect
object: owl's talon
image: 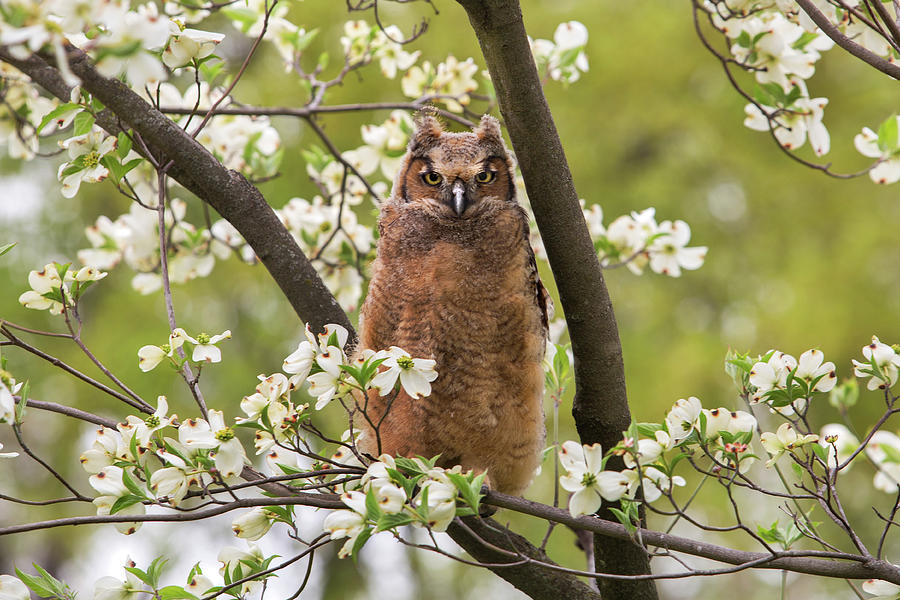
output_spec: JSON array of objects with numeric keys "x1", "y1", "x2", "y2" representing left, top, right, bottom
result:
[
  {"x1": 478, "y1": 483, "x2": 497, "y2": 517},
  {"x1": 478, "y1": 501, "x2": 497, "y2": 518}
]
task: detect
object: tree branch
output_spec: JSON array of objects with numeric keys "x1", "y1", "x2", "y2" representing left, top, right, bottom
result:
[
  {"x1": 484, "y1": 490, "x2": 900, "y2": 583},
  {"x1": 453, "y1": 1, "x2": 653, "y2": 597},
  {"x1": 0, "y1": 47, "x2": 353, "y2": 338},
  {"x1": 795, "y1": 0, "x2": 900, "y2": 80}
]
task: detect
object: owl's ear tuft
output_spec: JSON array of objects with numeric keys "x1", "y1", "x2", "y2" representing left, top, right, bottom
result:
[
  {"x1": 474, "y1": 115, "x2": 503, "y2": 144},
  {"x1": 409, "y1": 112, "x2": 444, "y2": 152}
]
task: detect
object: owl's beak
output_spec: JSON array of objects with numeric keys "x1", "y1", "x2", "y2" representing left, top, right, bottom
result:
[{"x1": 451, "y1": 179, "x2": 468, "y2": 217}]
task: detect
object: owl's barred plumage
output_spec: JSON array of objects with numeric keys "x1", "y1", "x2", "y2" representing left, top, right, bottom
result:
[{"x1": 357, "y1": 114, "x2": 548, "y2": 496}]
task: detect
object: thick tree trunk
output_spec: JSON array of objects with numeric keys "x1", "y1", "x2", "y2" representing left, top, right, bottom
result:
[{"x1": 454, "y1": 1, "x2": 658, "y2": 598}]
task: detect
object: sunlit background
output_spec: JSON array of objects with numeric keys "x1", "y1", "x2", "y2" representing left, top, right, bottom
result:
[{"x1": 1, "y1": 1, "x2": 899, "y2": 598}]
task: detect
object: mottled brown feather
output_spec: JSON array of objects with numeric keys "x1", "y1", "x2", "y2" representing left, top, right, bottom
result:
[{"x1": 357, "y1": 115, "x2": 547, "y2": 496}]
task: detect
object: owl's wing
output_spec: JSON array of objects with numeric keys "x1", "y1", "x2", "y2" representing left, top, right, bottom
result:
[{"x1": 520, "y1": 209, "x2": 551, "y2": 338}]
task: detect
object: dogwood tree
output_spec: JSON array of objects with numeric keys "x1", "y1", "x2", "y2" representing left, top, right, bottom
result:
[{"x1": 0, "y1": 2, "x2": 899, "y2": 600}]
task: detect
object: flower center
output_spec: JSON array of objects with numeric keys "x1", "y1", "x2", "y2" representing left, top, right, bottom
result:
[
  {"x1": 396, "y1": 356, "x2": 415, "y2": 370},
  {"x1": 196, "y1": 333, "x2": 211, "y2": 344},
  {"x1": 83, "y1": 150, "x2": 101, "y2": 169},
  {"x1": 581, "y1": 472, "x2": 597, "y2": 487},
  {"x1": 145, "y1": 415, "x2": 160, "y2": 428},
  {"x1": 215, "y1": 427, "x2": 235, "y2": 441}
]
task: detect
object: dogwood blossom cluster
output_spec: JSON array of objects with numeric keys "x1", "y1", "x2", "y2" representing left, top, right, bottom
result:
[
  {"x1": 76, "y1": 197, "x2": 247, "y2": 294},
  {"x1": 138, "y1": 327, "x2": 231, "y2": 372},
  {"x1": 555, "y1": 338, "x2": 900, "y2": 520},
  {"x1": 529, "y1": 21, "x2": 590, "y2": 84},
  {"x1": 575, "y1": 205, "x2": 707, "y2": 277},
  {"x1": 746, "y1": 348, "x2": 837, "y2": 415},
  {"x1": 322, "y1": 454, "x2": 485, "y2": 558},
  {"x1": 0, "y1": 0, "x2": 225, "y2": 90},
  {"x1": 18, "y1": 261, "x2": 106, "y2": 315},
  {"x1": 144, "y1": 81, "x2": 282, "y2": 178},
  {"x1": 705, "y1": 0, "x2": 900, "y2": 182},
  {"x1": 80, "y1": 397, "x2": 248, "y2": 534},
  {"x1": 280, "y1": 323, "x2": 437, "y2": 413},
  {"x1": 557, "y1": 396, "x2": 762, "y2": 518},
  {"x1": 402, "y1": 55, "x2": 480, "y2": 113},
  {"x1": 340, "y1": 20, "x2": 421, "y2": 79}
]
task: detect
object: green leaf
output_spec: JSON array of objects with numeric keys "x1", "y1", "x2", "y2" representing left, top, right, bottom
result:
[
  {"x1": 101, "y1": 155, "x2": 125, "y2": 183},
  {"x1": 756, "y1": 521, "x2": 781, "y2": 544},
  {"x1": 878, "y1": 114, "x2": 899, "y2": 153},
  {"x1": 365, "y1": 487, "x2": 381, "y2": 521},
  {"x1": 881, "y1": 443, "x2": 900, "y2": 464},
  {"x1": 117, "y1": 131, "x2": 133, "y2": 158},
  {"x1": 609, "y1": 507, "x2": 636, "y2": 534},
  {"x1": 792, "y1": 31, "x2": 819, "y2": 50},
  {"x1": 350, "y1": 526, "x2": 373, "y2": 558},
  {"x1": 73, "y1": 111, "x2": 95, "y2": 136},
  {"x1": 158, "y1": 586, "x2": 199, "y2": 600},
  {"x1": 109, "y1": 494, "x2": 144, "y2": 515},
  {"x1": 294, "y1": 28, "x2": 319, "y2": 52},
  {"x1": 16, "y1": 565, "x2": 74, "y2": 600},
  {"x1": 0, "y1": 242, "x2": 15, "y2": 258},
  {"x1": 146, "y1": 557, "x2": 168, "y2": 588},
  {"x1": 15, "y1": 380, "x2": 29, "y2": 424},
  {"x1": 36, "y1": 102, "x2": 80, "y2": 135},
  {"x1": 124, "y1": 566, "x2": 151, "y2": 587},
  {"x1": 811, "y1": 442, "x2": 827, "y2": 462},
  {"x1": 375, "y1": 512, "x2": 413, "y2": 532}
]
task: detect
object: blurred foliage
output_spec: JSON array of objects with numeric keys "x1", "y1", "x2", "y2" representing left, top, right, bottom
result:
[{"x1": 1, "y1": 0, "x2": 899, "y2": 598}]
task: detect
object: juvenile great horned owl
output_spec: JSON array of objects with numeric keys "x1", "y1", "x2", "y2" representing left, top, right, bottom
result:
[{"x1": 357, "y1": 114, "x2": 548, "y2": 496}]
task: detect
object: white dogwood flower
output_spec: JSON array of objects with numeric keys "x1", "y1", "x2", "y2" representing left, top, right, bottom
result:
[
  {"x1": 371, "y1": 346, "x2": 438, "y2": 399},
  {"x1": 853, "y1": 336, "x2": 900, "y2": 390},
  {"x1": 559, "y1": 441, "x2": 630, "y2": 517}
]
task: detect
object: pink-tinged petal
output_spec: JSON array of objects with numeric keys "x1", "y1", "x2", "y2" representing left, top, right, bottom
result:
[
  {"x1": 596, "y1": 471, "x2": 632, "y2": 501},
  {"x1": 869, "y1": 158, "x2": 900, "y2": 185},
  {"x1": 854, "y1": 127, "x2": 882, "y2": 158},
  {"x1": 341, "y1": 490, "x2": 368, "y2": 515},
  {"x1": 678, "y1": 246, "x2": 706, "y2": 270},
  {"x1": 559, "y1": 440, "x2": 585, "y2": 472},
  {"x1": 568, "y1": 486, "x2": 601, "y2": 517},
  {"x1": 749, "y1": 362, "x2": 776, "y2": 390},
  {"x1": 743, "y1": 103, "x2": 772, "y2": 132},
  {"x1": 18, "y1": 290, "x2": 53, "y2": 310},
  {"x1": 812, "y1": 363, "x2": 837, "y2": 392},
  {"x1": 138, "y1": 345, "x2": 166, "y2": 372},
  {"x1": 61, "y1": 171, "x2": 83, "y2": 198},
  {"x1": 559, "y1": 472, "x2": 586, "y2": 493},
  {"x1": 862, "y1": 579, "x2": 900, "y2": 596},
  {"x1": 582, "y1": 443, "x2": 605, "y2": 474},
  {"x1": 796, "y1": 349, "x2": 824, "y2": 378},
  {"x1": 399, "y1": 369, "x2": 432, "y2": 398},
  {"x1": 807, "y1": 119, "x2": 830, "y2": 156},
  {"x1": 192, "y1": 344, "x2": 222, "y2": 363},
  {"x1": 371, "y1": 368, "x2": 399, "y2": 396},
  {"x1": 773, "y1": 119, "x2": 805, "y2": 151},
  {"x1": 98, "y1": 136, "x2": 118, "y2": 156}
]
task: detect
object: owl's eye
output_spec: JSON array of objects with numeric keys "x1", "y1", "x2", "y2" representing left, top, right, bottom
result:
[
  {"x1": 421, "y1": 172, "x2": 443, "y2": 186},
  {"x1": 475, "y1": 170, "x2": 496, "y2": 184}
]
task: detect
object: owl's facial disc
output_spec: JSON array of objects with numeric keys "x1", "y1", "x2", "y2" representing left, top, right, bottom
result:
[{"x1": 451, "y1": 179, "x2": 467, "y2": 216}]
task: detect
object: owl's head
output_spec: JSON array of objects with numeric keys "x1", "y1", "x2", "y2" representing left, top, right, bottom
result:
[{"x1": 391, "y1": 114, "x2": 516, "y2": 220}]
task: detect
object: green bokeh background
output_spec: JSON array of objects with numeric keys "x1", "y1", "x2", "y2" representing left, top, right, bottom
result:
[{"x1": 1, "y1": 1, "x2": 899, "y2": 598}]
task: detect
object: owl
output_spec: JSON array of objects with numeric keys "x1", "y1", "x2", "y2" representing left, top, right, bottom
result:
[{"x1": 357, "y1": 114, "x2": 549, "y2": 496}]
